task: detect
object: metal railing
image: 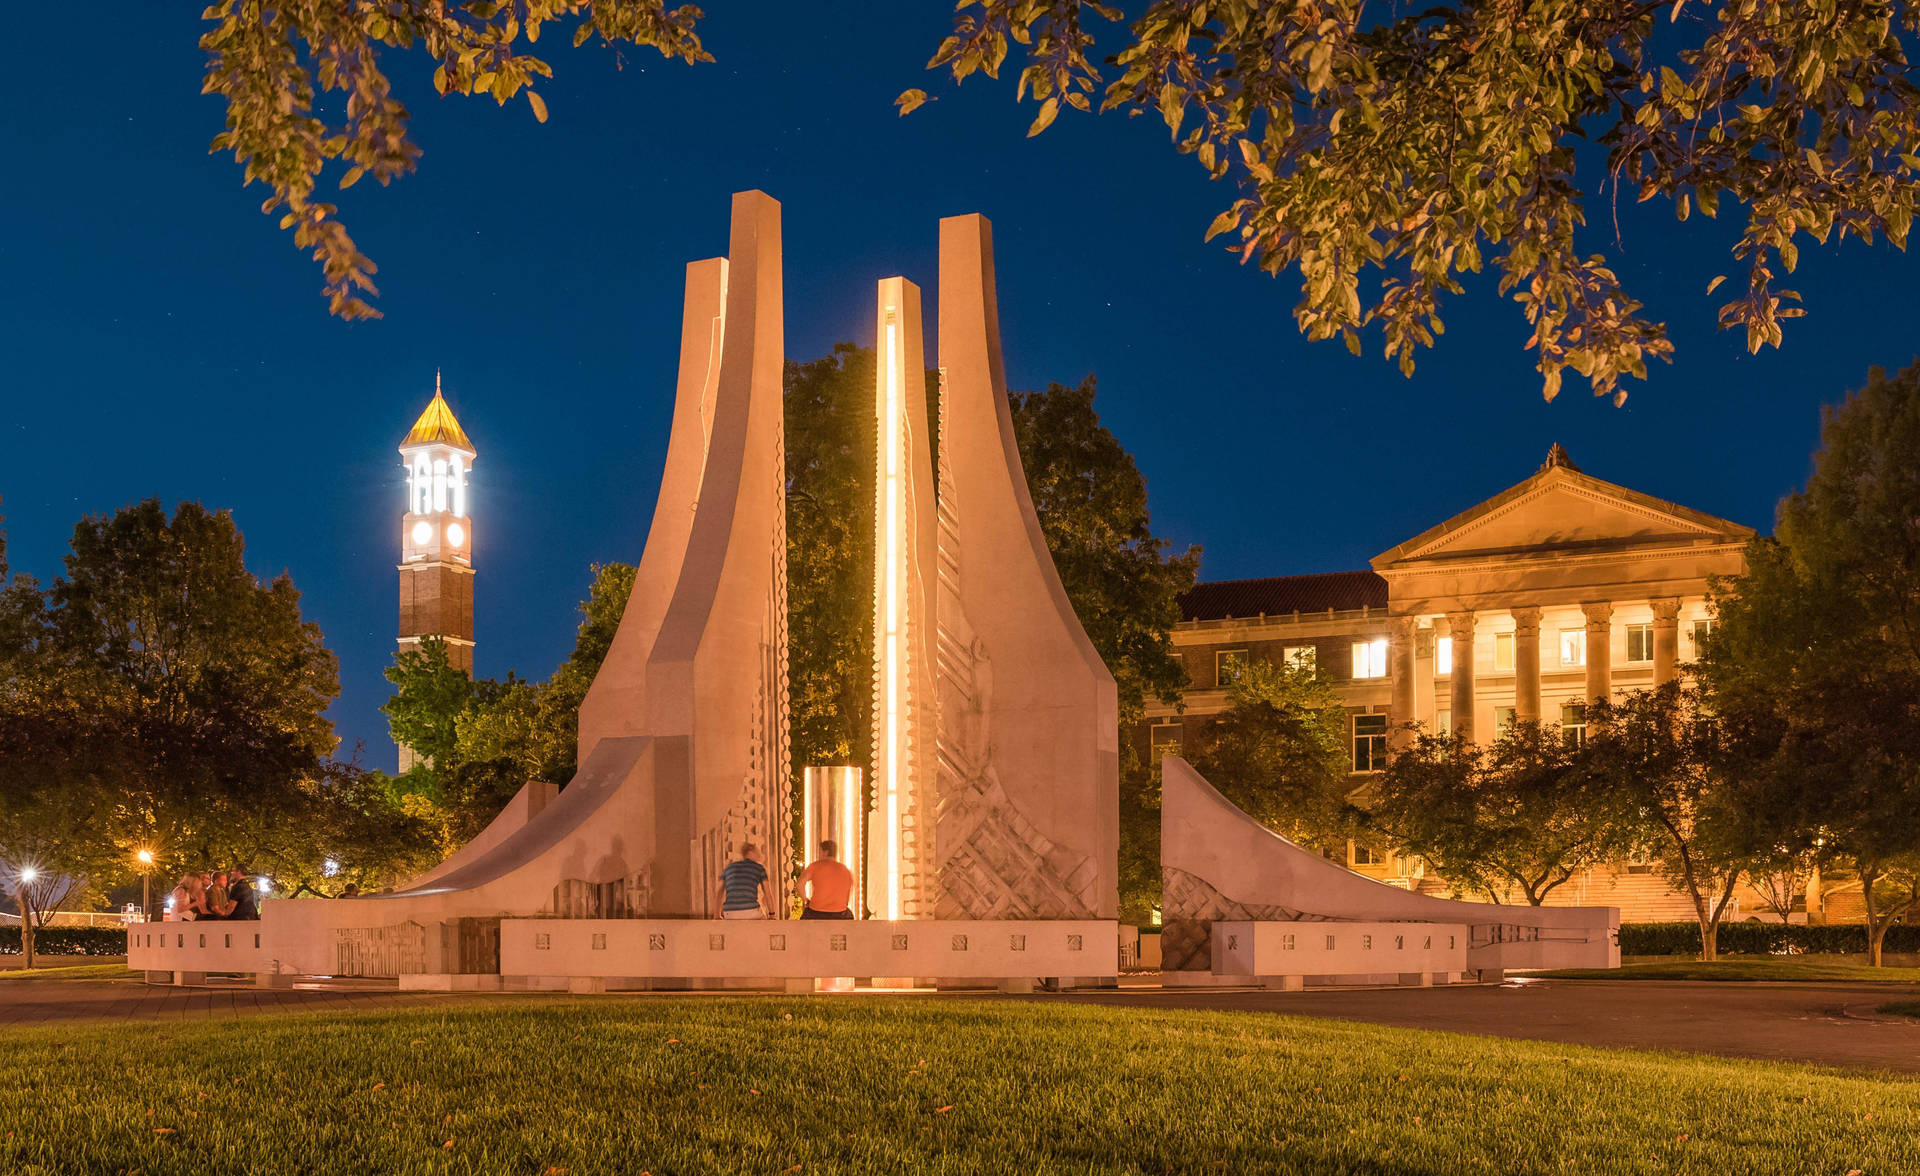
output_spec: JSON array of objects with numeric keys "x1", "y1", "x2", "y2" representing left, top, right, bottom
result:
[{"x1": 0, "y1": 910, "x2": 139, "y2": 929}]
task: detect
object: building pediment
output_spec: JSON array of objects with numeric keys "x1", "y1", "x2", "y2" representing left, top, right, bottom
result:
[{"x1": 1372, "y1": 452, "x2": 1755, "y2": 570}]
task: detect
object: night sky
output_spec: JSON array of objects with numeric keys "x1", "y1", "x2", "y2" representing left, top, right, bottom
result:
[{"x1": 3, "y1": 6, "x2": 1913, "y2": 766}]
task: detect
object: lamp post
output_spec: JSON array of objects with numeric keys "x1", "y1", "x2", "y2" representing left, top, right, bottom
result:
[
  {"x1": 136, "y1": 850, "x2": 155, "y2": 923},
  {"x1": 16, "y1": 866, "x2": 37, "y2": 971}
]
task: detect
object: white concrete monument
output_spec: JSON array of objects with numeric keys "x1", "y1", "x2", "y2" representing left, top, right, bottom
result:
[
  {"x1": 928, "y1": 215, "x2": 1121, "y2": 921},
  {"x1": 131, "y1": 194, "x2": 1128, "y2": 992}
]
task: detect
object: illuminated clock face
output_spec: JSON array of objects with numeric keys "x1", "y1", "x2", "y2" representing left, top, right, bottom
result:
[
  {"x1": 446, "y1": 523, "x2": 466, "y2": 549},
  {"x1": 410, "y1": 520, "x2": 432, "y2": 545}
]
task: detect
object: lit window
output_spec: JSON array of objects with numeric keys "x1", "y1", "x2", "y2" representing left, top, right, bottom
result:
[
  {"x1": 1436, "y1": 636, "x2": 1452, "y2": 676},
  {"x1": 1351, "y1": 639, "x2": 1388, "y2": 679},
  {"x1": 1352, "y1": 713, "x2": 1389, "y2": 771},
  {"x1": 1559, "y1": 628, "x2": 1587, "y2": 667},
  {"x1": 1215, "y1": 649, "x2": 1249, "y2": 687},
  {"x1": 1436, "y1": 710, "x2": 1452, "y2": 736},
  {"x1": 1494, "y1": 632, "x2": 1515, "y2": 672},
  {"x1": 411, "y1": 456, "x2": 432, "y2": 514},
  {"x1": 1282, "y1": 644, "x2": 1317, "y2": 673},
  {"x1": 1351, "y1": 842, "x2": 1381, "y2": 867},
  {"x1": 1149, "y1": 721, "x2": 1183, "y2": 763},
  {"x1": 1561, "y1": 702, "x2": 1589, "y2": 747},
  {"x1": 449, "y1": 454, "x2": 468, "y2": 518},
  {"x1": 1690, "y1": 619, "x2": 1713, "y2": 654},
  {"x1": 1625, "y1": 623, "x2": 1653, "y2": 663},
  {"x1": 1494, "y1": 706, "x2": 1516, "y2": 739}
]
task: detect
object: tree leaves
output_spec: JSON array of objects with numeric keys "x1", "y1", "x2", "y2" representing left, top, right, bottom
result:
[
  {"x1": 909, "y1": 0, "x2": 1920, "y2": 404},
  {"x1": 201, "y1": 1, "x2": 712, "y2": 320}
]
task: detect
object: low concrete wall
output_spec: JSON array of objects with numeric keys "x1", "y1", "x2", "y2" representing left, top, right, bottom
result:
[
  {"x1": 501, "y1": 919, "x2": 1117, "y2": 987},
  {"x1": 128, "y1": 915, "x2": 1119, "y2": 989},
  {"x1": 1212, "y1": 921, "x2": 1468, "y2": 987},
  {"x1": 128, "y1": 924, "x2": 274, "y2": 983}
]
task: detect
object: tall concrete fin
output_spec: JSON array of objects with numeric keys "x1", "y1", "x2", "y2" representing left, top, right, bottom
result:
[
  {"x1": 1159, "y1": 756, "x2": 1619, "y2": 971},
  {"x1": 374, "y1": 194, "x2": 782, "y2": 925},
  {"x1": 646, "y1": 190, "x2": 791, "y2": 916},
  {"x1": 933, "y1": 214, "x2": 1120, "y2": 920},
  {"x1": 577, "y1": 256, "x2": 728, "y2": 760},
  {"x1": 868, "y1": 277, "x2": 939, "y2": 919}
]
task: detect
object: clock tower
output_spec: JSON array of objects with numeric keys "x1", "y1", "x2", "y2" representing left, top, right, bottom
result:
[{"x1": 397, "y1": 373, "x2": 477, "y2": 694}]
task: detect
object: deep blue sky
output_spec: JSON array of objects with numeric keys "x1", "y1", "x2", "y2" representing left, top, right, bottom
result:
[{"x1": 2, "y1": 6, "x2": 1912, "y2": 765}]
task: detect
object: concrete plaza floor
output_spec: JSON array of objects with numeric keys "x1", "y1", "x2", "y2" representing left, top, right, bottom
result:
[{"x1": 3, "y1": 970, "x2": 1918, "y2": 1075}]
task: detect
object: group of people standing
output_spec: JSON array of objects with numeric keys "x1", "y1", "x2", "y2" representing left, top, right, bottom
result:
[
  {"x1": 165, "y1": 868, "x2": 259, "y2": 921},
  {"x1": 715, "y1": 839, "x2": 854, "y2": 919}
]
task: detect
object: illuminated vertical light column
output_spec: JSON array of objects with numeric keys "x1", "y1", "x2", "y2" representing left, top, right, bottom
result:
[
  {"x1": 868, "y1": 277, "x2": 937, "y2": 920},
  {"x1": 802, "y1": 765, "x2": 865, "y2": 917}
]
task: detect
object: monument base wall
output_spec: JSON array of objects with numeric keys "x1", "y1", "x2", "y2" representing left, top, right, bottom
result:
[{"x1": 129, "y1": 917, "x2": 1120, "y2": 990}]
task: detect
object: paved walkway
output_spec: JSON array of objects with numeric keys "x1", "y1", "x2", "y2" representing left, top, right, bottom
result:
[{"x1": 5, "y1": 974, "x2": 1918, "y2": 1074}]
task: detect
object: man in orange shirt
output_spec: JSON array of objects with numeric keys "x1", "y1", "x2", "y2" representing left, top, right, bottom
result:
[{"x1": 798, "y1": 840, "x2": 855, "y2": 920}]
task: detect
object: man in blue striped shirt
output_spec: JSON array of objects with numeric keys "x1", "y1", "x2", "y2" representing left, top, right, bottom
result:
[{"x1": 714, "y1": 842, "x2": 774, "y2": 919}]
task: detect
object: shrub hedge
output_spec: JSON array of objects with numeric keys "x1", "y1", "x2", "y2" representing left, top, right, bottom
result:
[
  {"x1": 1622, "y1": 921, "x2": 1920, "y2": 957},
  {"x1": 0, "y1": 926, "x2": 128, "y2": 957}
]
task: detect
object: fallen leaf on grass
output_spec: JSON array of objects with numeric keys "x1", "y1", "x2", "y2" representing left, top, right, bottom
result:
[
  {"x1": 934, "y1": 1106, "x2": 954, "y2": 1114},
  {"x1": 371, "y1": 1083, "x2": 385, "y2": 1092},
  {"x1": 544, "y1": 1168, "x2": 569, "y2": 1174},
  {"x1": 152, "y1": 1128, "x2": 175, "y2": 1135},
  {"x1": 442, "y1": 1140, "x2": 454, "y2": 1149},
  {"x1": 410, "y1": 1039, "x2": 426, "y2": 1046}
]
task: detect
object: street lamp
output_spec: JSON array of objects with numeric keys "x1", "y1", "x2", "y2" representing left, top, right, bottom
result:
[
  {"x1": 14, "y1": 867, "x2": 37, "y2": 970},
  {"x1": 136, "y1": 850, "x2": 155, "y2": 923}
]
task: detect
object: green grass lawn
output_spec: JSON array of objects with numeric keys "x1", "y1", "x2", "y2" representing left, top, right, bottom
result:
[
  {"x1": 0, "y1": 962, "x2": 139, "y2": 983},
  {"x1": 0, "y1": 998, "x2": 1914, "y2": 1175},
  {"x1": 1534, "y1": 957, "x2": 1920, "y2": 982}
]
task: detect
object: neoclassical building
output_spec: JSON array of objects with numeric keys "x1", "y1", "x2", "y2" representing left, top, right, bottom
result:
[{"x1": 1143, "y1": 445, "x2": 1757, "y2": 919}]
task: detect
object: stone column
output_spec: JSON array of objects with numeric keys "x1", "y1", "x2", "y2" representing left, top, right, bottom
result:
[
  {"x1": 1445, "y1": 610, "x2": 1476, "y2": 743},
  {"x1": 1650, "y1": 597, "x2": 1682, "y2": 685},
  {"x1": 1389, "y1": 616, "x2": 1418, "y2": 750},
  {"x1": 1581, "y1": 601, "x2": 1613, "y2": 703},
  {"x1": 1510, "y1": 605, "x2": 1541, "y2": 725}
]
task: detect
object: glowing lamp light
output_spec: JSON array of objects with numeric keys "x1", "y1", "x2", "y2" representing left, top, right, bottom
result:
[
  {"x1": 136, "y1": 849, "x2": 154, "y2": 865},
  {"x1": 19, "y1": 867, "x2": 37, "y2": 884},
  {"x1": 323, "y1": 858, "x2": 340, "y2": 878},
  {"x1": 411, "y1": 520, "x2": 433, "y2": 545},
  {"x1": 446, "y1": 522, "x2": 466, "y2": 548}
]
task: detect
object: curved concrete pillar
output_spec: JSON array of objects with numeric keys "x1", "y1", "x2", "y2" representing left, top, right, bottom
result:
[
  {"x1": 646, "y1": 190, "x2": 792, "y2": 916},
  {"x1": 575, "y1": 256, "x2": 728, "y2": 759},
  {"x1": 933, "y1": 214, "x2": 1119, "y2": 920},
  {"x1": 332, "y1": 191, "x2": 790, "y2": 928}
]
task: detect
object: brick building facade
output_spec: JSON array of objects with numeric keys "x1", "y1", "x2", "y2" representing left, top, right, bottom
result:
[{"x1": 1141, "y1": 445, "x2": 1794, "y2": 923}]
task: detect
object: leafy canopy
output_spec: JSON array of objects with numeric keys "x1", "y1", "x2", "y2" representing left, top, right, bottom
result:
[
  {"x1": 1702, "y1": 359, "x2": 1920, "y2": 961},
  {"x1": 199, "y1": 0, "x2": 708, "y2": 319},
  {"x1": 0, "y1": 499, "x2": 431, "y2": 901},
  {"x1": 1188, "y1": 657, "x2": 1351, "y2": 850},
  {"x1": 906, "y1": 1, "x2": 1920, "y2": 402},
  {"x1": 1366, "y1": 721, "x2": 1629, "y2": 905}
]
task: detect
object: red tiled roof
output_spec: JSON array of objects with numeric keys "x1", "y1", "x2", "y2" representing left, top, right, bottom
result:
[{"x1": 1178, "y1": 571, "x2": 1388, "y2": 621}]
